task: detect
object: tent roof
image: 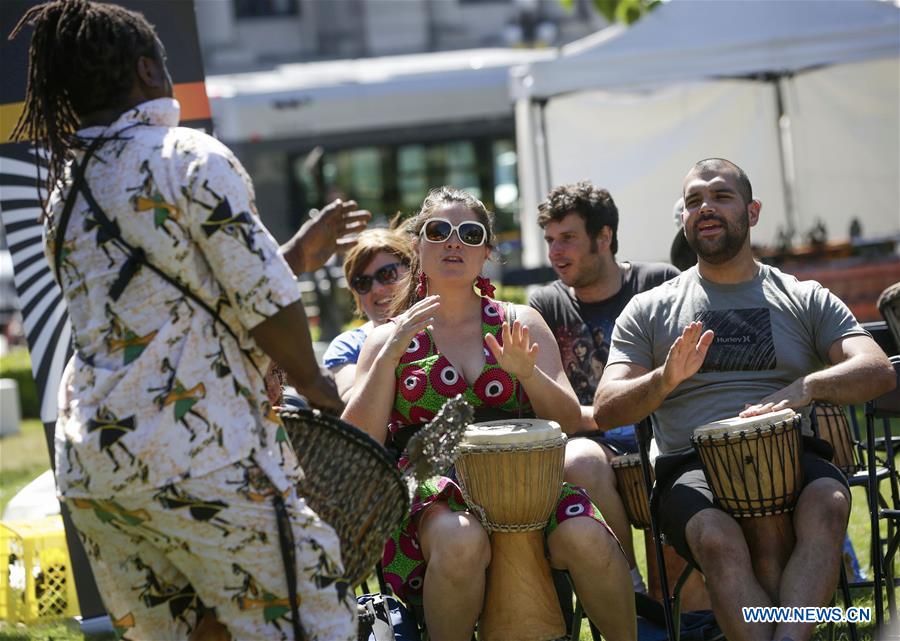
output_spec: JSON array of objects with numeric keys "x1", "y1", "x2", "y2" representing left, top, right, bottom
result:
[{"x1": 521, "y1": 0, "x2": 900, "y2": 99}]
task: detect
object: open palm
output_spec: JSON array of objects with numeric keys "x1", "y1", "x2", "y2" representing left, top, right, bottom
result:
[
  {"x1": 662, "y1": 321, "x2": 714, "y2": 388},
  {"x1": 485, "y1": 320, "x2": 539, "y2": 381}
]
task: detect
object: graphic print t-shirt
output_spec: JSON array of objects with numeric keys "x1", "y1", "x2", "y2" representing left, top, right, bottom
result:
[
  {"x1": 608, "y1": 265, "x2": 869, "y2": 454},
  {"x1": 529, "y1": 262, "x2": 679, "y2": 405}
]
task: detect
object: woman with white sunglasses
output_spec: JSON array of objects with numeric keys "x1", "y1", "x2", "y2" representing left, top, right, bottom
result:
[
  {"x1": 323, "y1": 228, "x2": 413, "y2": 402},
  {"x1": 343, "y1": 187, "x2": 635, "y2": 640}
]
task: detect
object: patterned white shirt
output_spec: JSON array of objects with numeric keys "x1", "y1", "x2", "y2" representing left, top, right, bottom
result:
[{"x1": 45, "y1": 98, "x2": 302, "y2": 498}]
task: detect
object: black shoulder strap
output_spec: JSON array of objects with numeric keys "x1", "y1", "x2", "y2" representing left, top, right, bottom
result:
[
  {"x1": 53, "y1": 137, "x2": 105, "y2": 283},
  {"x1": 55, "y1": 139, "x2": 264, "y2": 378}
]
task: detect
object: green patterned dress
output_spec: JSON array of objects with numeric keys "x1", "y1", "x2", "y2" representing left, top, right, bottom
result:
[{"x1": 381, "y1": 297, "x2": 607, "y2": 604}]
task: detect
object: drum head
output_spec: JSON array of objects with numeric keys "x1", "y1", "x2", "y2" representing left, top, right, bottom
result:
[
  {"x1": 693, "y1": 409, "x2": 797, "y2": 439},
  {"x1": 462, "y1": 418, "x2": 561, "y2": 446}
]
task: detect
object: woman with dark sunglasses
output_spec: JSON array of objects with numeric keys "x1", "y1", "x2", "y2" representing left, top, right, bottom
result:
[
  {"x1": 342, "y1": 187, "x2": 635, "y2": 640},
  {"x1": 323, "y1": 228, "x2": 412, "y2": 402}
]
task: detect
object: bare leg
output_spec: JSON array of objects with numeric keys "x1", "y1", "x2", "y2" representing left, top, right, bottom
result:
[
  {"x1": 564, "y1": 439, "x2": 637, "y2": 568},
  {"x1": 741, "y1": 514, "x2": 795, "y2": 602},
  {"x1": 686, "y1": 508, "x2": 774, "y2": 641},
  {"x1": 773, "y1": 478, "x2": 850, "y2": 641},
  {"x1": 418, "y1": 503, "x2": 491, "y2": 641},
  {"x1": 548, "y1": 516, "x2": 636, "y2": 641}
]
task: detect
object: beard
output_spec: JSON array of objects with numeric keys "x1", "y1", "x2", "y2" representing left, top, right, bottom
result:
[{"x1": 685, "y1": 212, "x2": 749, "y2": 265}]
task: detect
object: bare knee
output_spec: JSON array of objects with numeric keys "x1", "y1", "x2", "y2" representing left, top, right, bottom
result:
[
  {"x1": 421, "y1": 509, "x2": 490, "y2": 578},
  {"x1": 796, "y1": 479, "x2": 850, "y2": 537},
  {"x1": 564, "y1": 440, "x2": 615, "y2": 493},
  {"x1": 686, "y1": 510, "x2": 748, "y2": 574},
  {"x1": 549, "y1": 517, "x2": 622, "y2": 570}
]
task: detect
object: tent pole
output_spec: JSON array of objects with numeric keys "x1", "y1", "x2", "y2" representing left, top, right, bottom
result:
[
  {"x1": 537, "y1": 97, "x2": 553, "y2": 196},
  {"x1": 772, "y1": 74, "x2": 799, "y2": 243},
  {"x1": 516, "y1": 94, "x2": 550, "y2": 268}
]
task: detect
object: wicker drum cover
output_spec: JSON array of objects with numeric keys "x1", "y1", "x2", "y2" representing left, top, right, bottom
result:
[
  {"x1": 813, "y1": 403, "x2": 858, "y2": 476},
  {"x1": 281, "y1": 410, "x2": 409, "y2": 587},
  {"x1": 691, "y1": 410, "x2": 802, "y2": 518},
  {"x1": 611, "y1": 454, "x2": 654, "y2": 530}
]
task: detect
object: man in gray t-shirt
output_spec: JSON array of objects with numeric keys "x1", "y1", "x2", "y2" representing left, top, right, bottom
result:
[
  {"x1": 609, "y1": 263, "x2": 866, "y2": 454},
  {"x1": 595, "y1": 158, "x2": 895, "y2": 641}
]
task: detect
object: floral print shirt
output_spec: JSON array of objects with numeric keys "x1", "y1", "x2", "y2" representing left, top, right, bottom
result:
[{"x1": 45, "y1": 98, "x2": 301, "y2": 498}]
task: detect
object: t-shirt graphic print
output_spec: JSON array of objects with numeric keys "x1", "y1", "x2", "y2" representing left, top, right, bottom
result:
[{"x1": 696, "y1": 308, "x2": 776, "y2": 372}]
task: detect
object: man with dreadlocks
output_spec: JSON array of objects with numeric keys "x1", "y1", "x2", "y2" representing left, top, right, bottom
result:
[{"x1": 10, "y1": 1, "x2": 358, "y2": 639}]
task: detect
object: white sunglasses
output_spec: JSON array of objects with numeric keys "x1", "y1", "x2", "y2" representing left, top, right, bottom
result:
[{"x1": 419, "y1": 218, "x2": 488, "y2": 247}]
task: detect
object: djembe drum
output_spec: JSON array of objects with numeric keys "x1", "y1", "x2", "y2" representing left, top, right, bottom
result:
[
  {"x1": 691, "y1": 409, "x2": 803, "y2": 598},
  {"x1": 454, "y1": 419, "x2": 567, "y2": 641},
  {"x1": 812, "y1": 403, "x2": 859, "y2": 476},
  {"x1": 281, "y1": 409, "x2": 410, "y2": 588},
  {"x1": 611, "y1": 454, "x2": 711, "y2": 611}
]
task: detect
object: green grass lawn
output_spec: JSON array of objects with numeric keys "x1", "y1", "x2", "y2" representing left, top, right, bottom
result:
[
  {"x1": 0, "y1": 419, "x2": 895, "y2": 639},
  {"x1": 0, "y1": 419, "x2": 53, "y2": 516}
]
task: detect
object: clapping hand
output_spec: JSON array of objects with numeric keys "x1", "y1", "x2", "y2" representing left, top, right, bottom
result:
[
  {"x1": 662, "y1": 321, "x2": 714, "y2": 389},
  {"x1": 380, "y1": 295, "x2": 441, "y2": 363},
  {"x1": 485, "y1": 320, "x2": 538, "y2": 381},
  {"x1": 284, "y1": 199, "x2": 372, "y2": 273}
]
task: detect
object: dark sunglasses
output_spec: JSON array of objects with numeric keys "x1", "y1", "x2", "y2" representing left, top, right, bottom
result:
[
  {"x1": 420, "y1": 218, "x2": 487, "y2": 247},
  {"x1": 350, "y1": 262, "x2": 403, "y2": 295}
]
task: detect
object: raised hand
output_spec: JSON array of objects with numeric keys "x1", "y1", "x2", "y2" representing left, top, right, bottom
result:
[
  {"x1": 380, "y1": 295, "x2": 442, "y2": 364},
  {"x1": 485, "y1": 320, "x2": 539, "y2": 381},
  {"x1": 282, "y1": 198, "x2": 372, "y2": 273},
  {"x1": 739, "y1": 378, "x2": 811, "y2": 417},
  {"x1": 662, "y1": 321, "x2": 714, "y2": 389}
]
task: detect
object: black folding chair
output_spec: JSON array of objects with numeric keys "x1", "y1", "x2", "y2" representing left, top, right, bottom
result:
[
  {"x1": 635, "y1": 418, "x2": 681, "y2": 641},
  {"x1": 866, "y1": 355, "x2": 900, "y2": 632},
  {"x1": 639, "y1": 415, "x2": 859, "y2": 641}
]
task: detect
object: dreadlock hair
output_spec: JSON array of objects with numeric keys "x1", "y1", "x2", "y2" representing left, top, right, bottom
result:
[
  {"x1": 389, "y1": 186, "x2": 496, "y2": 317},
  {"x1": 9, "y1": 0, "x2": 161, "y2": 205}
]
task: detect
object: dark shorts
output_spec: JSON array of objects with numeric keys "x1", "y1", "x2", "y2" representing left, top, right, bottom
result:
[
  {"x1": 653, "y1": 436, "x2": 850, "y2": 569},
  {"x1": 571, "y1": 425, "x2": 639, "y2": 456}
]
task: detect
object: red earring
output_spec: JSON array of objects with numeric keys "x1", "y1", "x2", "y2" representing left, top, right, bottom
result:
[
  {"x1": 416, "y1": 272, "x2": 428, "y2": 300},
  {"x1": 475, "y1": 275, "x2": 496, "y2": 298}
]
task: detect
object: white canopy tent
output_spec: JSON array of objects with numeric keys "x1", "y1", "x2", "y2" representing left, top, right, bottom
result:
[{"x1": 512, "y1": 0, "x2": 900, "y2": 266}]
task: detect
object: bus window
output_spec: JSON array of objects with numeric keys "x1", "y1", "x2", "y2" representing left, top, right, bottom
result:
[
  {"x1": 291, "y1": 136, "x2": 519, "y2": 228},
  {"x1": 323, "y1": 147, "x2": 385, "y2": 216},
  {"x1": 398, "y1": 144, "x2": 428, "y2": 213}
]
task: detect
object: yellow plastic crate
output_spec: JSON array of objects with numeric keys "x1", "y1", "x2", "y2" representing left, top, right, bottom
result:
[{"x1": 0, "y1": 515, "x2": 80, "y2": 623}]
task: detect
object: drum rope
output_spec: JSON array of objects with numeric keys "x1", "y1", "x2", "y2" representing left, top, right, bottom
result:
[
  {"x1": 455, "y1": 481, "x2": 551, "y2": 533},
  {"x1": 693, "y1": 417, "x2": 801, "y2": 518},
  {"x1": 456, "y1": 436, "x2": 567, "y2": 532}
]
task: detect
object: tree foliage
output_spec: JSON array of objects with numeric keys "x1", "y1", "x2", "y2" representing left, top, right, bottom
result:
[{"x1": 561, "y1": 0, "x2": 661, "y2": 25}]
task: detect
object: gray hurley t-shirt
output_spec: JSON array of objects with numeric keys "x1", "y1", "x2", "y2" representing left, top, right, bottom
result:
[{"x1": 607, "y1": 264, "x2": 867, "y2": 454}]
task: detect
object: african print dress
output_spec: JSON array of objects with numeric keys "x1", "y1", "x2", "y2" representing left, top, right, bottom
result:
[{"x1": 381, "y1": 297, "x2": 605, "y2": 604}]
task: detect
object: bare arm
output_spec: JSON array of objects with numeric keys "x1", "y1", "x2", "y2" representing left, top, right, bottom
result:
[
  {"x1": 250, "y1": 301, "x2": 342, "y2": 414},
  {"x1": 342, "y1": 296, "x2": 441, "y2": 442},
  {"x1": 594, "y1": 321, "x2": 714, "y2": 429},
  {"x1": 279, "y1": 199, "x2": 372, "y2": 274},
  {"x1": 579, "y1": 406, "x2": 598, "y2": 431},
  {"x1": 486, "y1": 305, "x2": 581, "y2": 432},
  {"x1": 741, "y1": 334, "x2": 896, "y2": 416},
  {"x1": 329, "y1": 363, "x2": 357, "y2": 404}
]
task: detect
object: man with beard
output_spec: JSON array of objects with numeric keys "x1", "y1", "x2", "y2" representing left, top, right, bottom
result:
[
  {"x1": 595, "y1": 158, "x2": 895, "y2": 641},
  {"x1": 529, "y1": 181, "x2": 678, "y2": 593}
]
